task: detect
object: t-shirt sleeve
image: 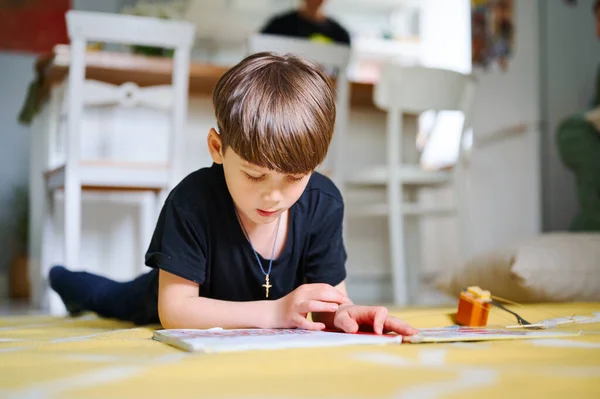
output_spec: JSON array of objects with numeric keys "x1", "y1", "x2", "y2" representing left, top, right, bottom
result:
[
  {"x1": 332, "y1": 22, "x2": 351, "y2": 46},
  {"x1": 260, "y1": 16, "x2": 284, "y2": 35},
  {"x1": 145, "y1": 196, "x2": 207, "y2": 285},
  {"x1": 304, "y1": 201, "x2": 347, "y2": 286}
]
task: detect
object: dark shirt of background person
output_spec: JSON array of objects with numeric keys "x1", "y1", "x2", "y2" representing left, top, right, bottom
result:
[{"x1": 260, "y1": 0, "x2": 351, "y2": 46}]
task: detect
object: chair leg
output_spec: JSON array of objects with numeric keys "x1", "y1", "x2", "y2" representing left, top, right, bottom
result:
[
  {"x1": 40, "y1": 189, "x2": 67, "y2": 316},
  {"x1": 40, "y1": 189, "x2": 55, "y2": 313},
  {"x1": 386, "y1": 107, "x2": 408, "y2": 306},
  {"x1": 388, "y1": 181, "x2": 408, "y2": 306},
  {"x1": 404, "y1": 188, "x2": 422, "y2": 304},
  {"x1": 454, "y1": 169, "x2": 470, "y2": 264},
  {"x1": 138, "y1": 192, "x2": 158, "y2": 274},
  {"x1": 63, "y1": 180, "x2": 81, "y2": 272}
]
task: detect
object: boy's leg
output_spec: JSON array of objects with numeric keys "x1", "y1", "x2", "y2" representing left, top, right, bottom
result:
[{"x1": 49, "y1": 266, "x2": 159, "y2": 325}]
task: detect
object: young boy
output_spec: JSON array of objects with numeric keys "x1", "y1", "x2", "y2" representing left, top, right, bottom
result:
[{"x1": 49, "y1": 52, "x2": 418, "y2": 336}]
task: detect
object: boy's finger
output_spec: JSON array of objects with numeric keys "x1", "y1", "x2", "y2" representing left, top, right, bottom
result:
[
  {"x1": 383, "y1": 317, "x2": 419, "y2": 336},
  {"x1": 372, "y1": 307, "x2": 388, "y2": 335},
  {"x1": 294, "y1": 316, "x2": 326, "y2": 331},
  {"x1": 335, "y1": 312, "x2": 359, "y2": 333},
  {"x1": 308, "y1": 285, "x2": 349, "y2": 304},
  {"x1": 299, "y1": 300, "x2": 339, "y2": 314}
]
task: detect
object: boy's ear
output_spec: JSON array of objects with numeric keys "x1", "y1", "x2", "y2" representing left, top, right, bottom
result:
[{"x1": 207, "y1": 128, "x2": 224, "y2": 164}]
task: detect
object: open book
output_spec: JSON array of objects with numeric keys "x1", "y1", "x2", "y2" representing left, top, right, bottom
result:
[
  {"x1": 152, "y1": 327, "x2": 580, "y2": 353},
  {"x1": 402, "y1": 326, "x2": 581, "y2": 343}
]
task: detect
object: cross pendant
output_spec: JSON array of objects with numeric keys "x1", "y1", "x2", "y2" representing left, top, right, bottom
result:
[{"x1": 262, "y1": 274, "x2": 272, "y2": 298}]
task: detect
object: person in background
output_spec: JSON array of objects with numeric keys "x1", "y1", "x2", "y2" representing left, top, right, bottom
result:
[
  {"x1": 260, "y1": 0, "x2": 351, "y2": 46},
  {"x1": 555, "y1": 0, "x2": 600, "y2": 232},
  {"x1": 584, "y1": 0, "x2": 600, "y2": 129}
]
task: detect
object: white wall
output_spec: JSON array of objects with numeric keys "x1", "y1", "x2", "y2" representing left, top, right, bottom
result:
[
  {"x1": 419, "y1": 0, "x2": 471, "y2": 73},
  {"x1": 73, "y1": 0, "x2": 123, "y2": 12},
  {"x1": 0, "y1": 53, "x2": 34, "y2": 298},
  {"x1": 466, "y1": 0, "x2": 542, "y2": 255},
  {"x1": 417, "y1": 0, "x2": 543, "y2": 293},
  {"x1": 540, "y1": 0, "x2": 600, "y2": 231}
]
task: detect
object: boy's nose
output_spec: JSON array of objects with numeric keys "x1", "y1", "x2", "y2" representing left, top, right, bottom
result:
[{"x1": 262, "y1": 189, "x2": 283, "y2": 204}]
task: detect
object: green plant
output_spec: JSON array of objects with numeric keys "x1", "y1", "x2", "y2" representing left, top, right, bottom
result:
[{"x1": 131, "y1": 45, "x2": 175, "y2": 58}]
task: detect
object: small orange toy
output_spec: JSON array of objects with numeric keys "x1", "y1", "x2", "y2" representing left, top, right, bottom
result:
[{"x1": 456, "y1": 286, "x2": 492, "y2": 327}]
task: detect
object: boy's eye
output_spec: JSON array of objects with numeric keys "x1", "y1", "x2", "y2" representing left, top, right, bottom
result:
[
  {"x1": 244, "y1": 172, "x2": 264, "y2": 182},
  {"x1": 287, "y1": 175, "x2": 305, "y2": 182}
]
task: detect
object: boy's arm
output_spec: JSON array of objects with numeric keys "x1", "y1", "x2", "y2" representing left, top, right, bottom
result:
[
  {"x1": 157, "y1": 269, "x2": 276, "y2": 329},
  {"x1": 157, "y1": 270, "x2": 347, "y2": 330}
]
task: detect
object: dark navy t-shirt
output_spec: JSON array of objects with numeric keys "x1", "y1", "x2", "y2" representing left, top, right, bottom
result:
[
  {"x1": 261, "y1": 11, "x2": 351, "y2": 46},
  {"x1": 144, "y1": 163, "x2": 347, "y2": 301}
]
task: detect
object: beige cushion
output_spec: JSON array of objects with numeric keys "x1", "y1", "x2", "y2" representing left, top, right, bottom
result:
[{"x1": 434, "y1": 233, "x2": 600, "y2": 303}]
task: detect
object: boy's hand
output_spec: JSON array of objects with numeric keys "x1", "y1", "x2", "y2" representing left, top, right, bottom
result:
[
  {"x1": 333, "y1": 304, "x2": 418, "y2": 336},
  {"x1": 274, "y1": 284, "x2": 351, "y2": 330}
]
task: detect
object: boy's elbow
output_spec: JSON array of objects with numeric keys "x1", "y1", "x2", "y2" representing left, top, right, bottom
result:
[
  {"x1": 158, "y1": 314, "x2": 178, "y2": 330},
  {"x1": 158, "y1": 296, "x2": 186, "y2": 329},
  {"x1": 158, "y1": 302, "x2": 177, "y2": 329},
  {"x1": 157, "y1": 268, "x2": 201, "y2": 329}
]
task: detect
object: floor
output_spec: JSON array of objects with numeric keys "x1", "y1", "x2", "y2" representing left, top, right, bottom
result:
[
  {"x1": 2, "y1": 303, "x2": 599, "y2": 399},
  {"x1": 0, "y1": 298, "x2": 44, "y2": 316}
]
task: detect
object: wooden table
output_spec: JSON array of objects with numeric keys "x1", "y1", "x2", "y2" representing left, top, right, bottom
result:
[{"x1": 35, "y1": 45, "x2": 381, "y2": 110}]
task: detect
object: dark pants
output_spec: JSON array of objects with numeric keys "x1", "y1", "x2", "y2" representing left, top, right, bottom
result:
[{"x1": 49, "y1": 266, "x2": 160, "y2": 325}]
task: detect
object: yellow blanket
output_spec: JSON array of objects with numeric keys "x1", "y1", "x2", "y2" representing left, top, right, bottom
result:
[{"x1": 1, "y1": 302, "x2": 599, "y2": 398}]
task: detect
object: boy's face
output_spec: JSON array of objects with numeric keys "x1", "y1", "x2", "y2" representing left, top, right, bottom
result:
[{"x1": 208, "y1": 129, "x2": 312, "y2": 226}]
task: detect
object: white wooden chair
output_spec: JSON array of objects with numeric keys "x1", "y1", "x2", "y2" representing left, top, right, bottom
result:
[
  {"x1": 39, "y1": 10, "x2": 195, "y2": 314},
  {"x1": 345, "y1": 60, "x2": 476, "y2": 305},
  {"x1": 246, "y1": 34, "x2": 351, "y2": 190}
]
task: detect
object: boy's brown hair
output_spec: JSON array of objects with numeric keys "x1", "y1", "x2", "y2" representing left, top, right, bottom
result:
[{"x1": 212, "y1": 51, "x2": 336, "y2": 175}]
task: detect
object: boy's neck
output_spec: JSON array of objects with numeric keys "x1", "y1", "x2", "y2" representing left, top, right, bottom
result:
[{"x1": 236, "y1": 208, "x2": 289, "y2": 260}]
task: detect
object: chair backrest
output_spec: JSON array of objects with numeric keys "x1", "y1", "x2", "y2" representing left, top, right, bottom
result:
[
  {"x1": 374, "y1": 63, "x2": 475, "y2": 115},
  {"x1": 64, "y1": 10, "x2": 195, "y2": 188},
  {"x1": 248, "y1": 34, "x2": 351, "y2": 70},
  {"x1": 246, "y1": 34, "x2": 352, "y2": 188},
  {"x1": 374, "y1": 61, "x2": 476, "y2": 167},
  {"x1": 66, "y1": 10, "x2": 195, "y2": 49}
]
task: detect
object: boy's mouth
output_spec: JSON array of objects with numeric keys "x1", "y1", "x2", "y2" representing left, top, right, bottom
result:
[{"x1": 257, "y1": 209, "x2": 278, "y2": 217}]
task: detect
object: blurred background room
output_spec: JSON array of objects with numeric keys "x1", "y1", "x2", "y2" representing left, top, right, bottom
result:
[{"x1": 1, "y1": 0, "x2": 599, "y2": 315}]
